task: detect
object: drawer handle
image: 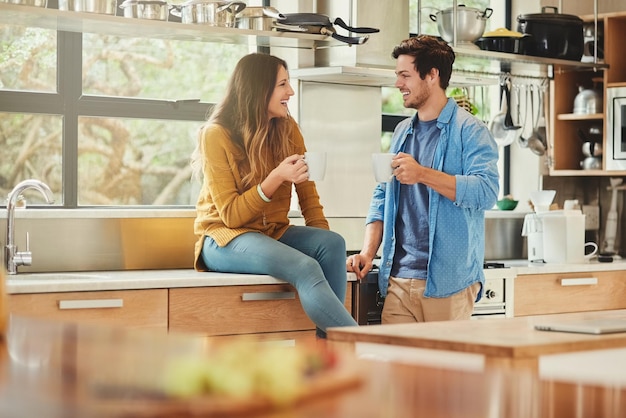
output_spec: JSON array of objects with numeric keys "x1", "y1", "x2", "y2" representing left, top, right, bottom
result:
[
  {"x1": 241, "y1": 291, "x2": 295, "y2": 301},
  {"x1": 58, "y1": 299, "x2": 124, "y2": 310},
  {"x1": 560, "y1": 277, "x2": 598, "y2": 286}
]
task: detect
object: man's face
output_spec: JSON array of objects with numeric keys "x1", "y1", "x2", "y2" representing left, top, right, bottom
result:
[{"x1": 394, "y1": 54, "x2": 433, "y2": 111}]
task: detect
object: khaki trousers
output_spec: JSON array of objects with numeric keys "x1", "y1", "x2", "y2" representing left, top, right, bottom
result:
[{"x1": 381, "y1": 276, "x2": 480, "y2": 324}]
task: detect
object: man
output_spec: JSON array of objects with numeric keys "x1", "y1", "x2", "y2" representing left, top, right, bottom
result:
[{"x1": 347, "y1": 35, "x2": 499, "y2": 323}]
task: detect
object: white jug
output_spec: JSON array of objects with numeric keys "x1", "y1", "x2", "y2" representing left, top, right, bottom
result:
[{"x1": 539, "y1": 210, "x2": 598, "y2": 264}]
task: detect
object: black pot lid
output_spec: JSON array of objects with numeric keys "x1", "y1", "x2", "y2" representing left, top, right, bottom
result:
[{"x1": 518, "y1": 7, "x2": 582, "y2": 23}]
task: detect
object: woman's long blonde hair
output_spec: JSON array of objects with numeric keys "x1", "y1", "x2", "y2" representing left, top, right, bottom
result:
[{"x1": 191, "y1": 53, "x2": 295, "y2": 187}]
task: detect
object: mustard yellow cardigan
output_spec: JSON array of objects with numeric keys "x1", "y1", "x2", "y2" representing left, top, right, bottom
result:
[{"x1": 193, "y1": 119, "x2": 329, "y2": 271}]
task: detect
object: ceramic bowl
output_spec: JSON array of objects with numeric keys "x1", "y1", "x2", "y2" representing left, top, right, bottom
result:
[{"x1": 496, "y1": 198, "x2": 519, "y2": 210}]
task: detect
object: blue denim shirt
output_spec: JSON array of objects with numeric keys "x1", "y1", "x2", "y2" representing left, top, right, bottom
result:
[{"x1": 366, "y1": 98, "x2": 499, "y2": 300}]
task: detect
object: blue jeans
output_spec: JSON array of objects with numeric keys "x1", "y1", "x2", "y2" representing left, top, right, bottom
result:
[{"x1": 201, "y1": 226, "x2": 358, "y2": 338}]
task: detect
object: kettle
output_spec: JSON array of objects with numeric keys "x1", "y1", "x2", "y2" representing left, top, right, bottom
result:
[
  {"x1": 577, "y1": 128, "x2": 602, "y2": 169},
  {"x1": 573, "y1": 85, "x2": 602, "y2": 114}
]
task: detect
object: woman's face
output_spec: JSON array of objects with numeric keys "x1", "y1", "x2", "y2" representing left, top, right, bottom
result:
[{"x1": 267, "y1": 65, "x2": 294, "y2": 120}]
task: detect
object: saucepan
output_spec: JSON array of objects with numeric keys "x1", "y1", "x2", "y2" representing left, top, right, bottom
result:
[
  {"x1": 274, "y1": 13, "x2": 379, "y2": 45},
  {"x1": 0, "y1": 0, "x2": 47, "y2": 8},
  {"x1": 236, "y1": 6, "x2": 285, "y2": 31},
  {"x1": 171, "y1": 0, "x2": 246, "y2": 26},
  {"x1": 119, "y1": 0, "x2": 171, "y2": 20},
  {"x1": 430, "y1": 4, "x2": 493, "y2": 47},
  {"x1": 58, "y1": 0, "x2": 117, "y2": 14},
  {"x1": 475, "y1": 28, "x2": 530, "y2": 54}
]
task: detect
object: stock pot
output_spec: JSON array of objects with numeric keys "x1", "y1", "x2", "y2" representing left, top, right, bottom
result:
[
  {"x1": 517, "y1": 7, "x2": 583, "y2": 61},
  {"x1": 430, "y1": 5, "x2": 493, "y2": 45},
  {"x1": 1, "y1": 0, "x2": 47, "y2": 7},
  {"x1": 172, "y1": 0, "x2": 245, "y2": 26},
  {"x1": 119, "y1": 0, "x2": 170, "y2": 20},
  {"x1": 58, "y1": 0, "x2": 117, "y2": 14},
  {"x1": 236, "y1": 6, "x2": 285, "y2": 31}
]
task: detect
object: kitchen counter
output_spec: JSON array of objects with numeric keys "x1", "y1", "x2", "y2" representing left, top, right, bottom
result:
[
  {"x1": 6, "y1": 259, "x2": 626, "y2": 294},
  {"x1": 6, "y1": 269, "x2": 301, "y2": 294},
  {"x1": 500, "y1": 259, "x2": 626, "y2": 275}
]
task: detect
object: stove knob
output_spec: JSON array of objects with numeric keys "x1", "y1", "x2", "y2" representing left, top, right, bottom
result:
[{"x1": 485, "y1": 289, "x2": 496, "y2": 299}]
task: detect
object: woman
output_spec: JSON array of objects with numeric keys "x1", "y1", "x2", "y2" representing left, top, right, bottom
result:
[{"x1": 191, "y1": 53, "x2": 358, "y2": 338}]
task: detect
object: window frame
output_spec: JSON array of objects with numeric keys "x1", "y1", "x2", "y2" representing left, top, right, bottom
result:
[{"x1": 0, "y1": 30, "x2": 215, "y2": 208}]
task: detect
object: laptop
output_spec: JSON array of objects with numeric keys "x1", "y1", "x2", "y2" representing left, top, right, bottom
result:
[{"x1": 534, "y1": 318, "x2": 626, "y2": 335}]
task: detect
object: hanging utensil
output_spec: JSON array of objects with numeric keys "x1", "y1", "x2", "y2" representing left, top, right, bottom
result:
[
  {"x1": 490, "y1": 78, "x2": 518, "y2": 147},
  {"x1": 526, "y1": 85, "x2": 546, "y2": 156},
  {"x1": 503, "y1": 79, "x2": 521, "y2": 130},
  {"x1": 490, "y1": 79, "x2": 508, "y2": 144},
  {"x1": 513, "y1": 84, "x2": 528, "y2": 146}
]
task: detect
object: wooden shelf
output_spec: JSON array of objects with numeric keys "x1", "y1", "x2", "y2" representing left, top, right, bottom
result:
[{"x1": 557, "y1": 113, "x2": 604, "y2": 121}]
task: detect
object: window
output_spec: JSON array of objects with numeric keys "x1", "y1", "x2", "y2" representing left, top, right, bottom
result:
[
  {"x1": 0, "y1": 25, "x2": 250, "y2": 207},
  {"x1": 382, "y1": 0, "x2": 508, "y2": 193}
]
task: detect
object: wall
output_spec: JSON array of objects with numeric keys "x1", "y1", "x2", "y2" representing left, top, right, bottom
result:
[{"x1": 541, "y1": 0, "x2": 625, "y2": 15}]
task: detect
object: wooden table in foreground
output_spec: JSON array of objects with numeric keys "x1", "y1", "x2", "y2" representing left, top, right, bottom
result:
[
  {"x1": 1, "y1": 314, "x2": 626, "y2": 417},
  {"x1": 327, "y1": 309, "x2": 626, "y2": 371}
]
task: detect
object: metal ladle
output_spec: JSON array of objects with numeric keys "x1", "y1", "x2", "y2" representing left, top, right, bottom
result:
[{"x1": 526, "y1": 85, "x2": 546, "y2": 156}]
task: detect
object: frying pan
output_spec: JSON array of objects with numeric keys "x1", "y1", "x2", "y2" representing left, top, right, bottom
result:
[{"x1": 274, "y1": 13, "x2": 379, "y2": 45}]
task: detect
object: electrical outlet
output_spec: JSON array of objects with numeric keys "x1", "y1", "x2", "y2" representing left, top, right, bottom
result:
[{"x1": 583, "y1": 205, "x2": 600, "y2": 230}]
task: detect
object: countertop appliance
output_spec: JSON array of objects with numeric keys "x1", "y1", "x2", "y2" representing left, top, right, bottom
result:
[
  {"x1": 539, "y1": 210, "x2": 598, "y2": 263},
  {"x1": 353, "y1": 262, "x2": 511, "y2": 325}
]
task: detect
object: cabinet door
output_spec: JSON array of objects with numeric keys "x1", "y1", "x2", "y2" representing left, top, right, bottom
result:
[
  {"x1": 514, "y1": 271, "x2": 626, "y2": 316},
  {"x1": 169, "y1": 284, "x2": 353, "y2": 336},
  {"x1": 8, "y1": 289, "x2": 168, "y2": 329}
]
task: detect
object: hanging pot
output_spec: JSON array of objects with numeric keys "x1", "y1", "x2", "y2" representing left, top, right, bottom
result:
[
  {"x1": 171, "y1": 0, "x2": 245, "y2": 26},
  {"x1": 275, "y1": 13, "x2": 379, "y2": 45},
  {"x1": 516, "y1": 6, "x2": 583, "y2": 61}
]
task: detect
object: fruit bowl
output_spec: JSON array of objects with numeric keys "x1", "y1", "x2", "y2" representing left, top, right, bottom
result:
[{"x1": 496, "y1": 198, "x2": 518, "y2": 211}]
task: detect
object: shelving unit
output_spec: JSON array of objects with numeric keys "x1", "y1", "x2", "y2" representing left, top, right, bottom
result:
[
  {"x1": 549, "y1": 11, "x2": 626, "y2": 177},
  {"x1": 0, "y1": 3, "x2": 344, "y2": 49}
]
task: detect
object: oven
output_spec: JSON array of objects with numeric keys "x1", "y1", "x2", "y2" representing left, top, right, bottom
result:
[
  {"x1": 606, "y1": 86, "x2": 626, "y2": 170},
  {"x1": 352, "y1": 263, "x2": 514, "y2": 325}
]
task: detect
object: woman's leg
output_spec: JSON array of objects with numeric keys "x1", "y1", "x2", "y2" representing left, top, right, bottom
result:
[
  {"x1": 279, "y1": 226, "x2": 354, "y2": 338},
  {"x1": 278, "y1": 226, "x2": 347, "y2": 303},
  {"x1": 202, "y1": 231, "x2": 357, "y2": 335}
]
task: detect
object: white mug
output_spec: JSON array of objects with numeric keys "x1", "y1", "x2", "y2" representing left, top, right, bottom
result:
[
  {"x1": 584, "y1": 242, "x2": 598, "y2": 260},
  {"x1": 304, "y1": 151, "x2": 327, "y2": 181},
  {"x1": 371, "y1": 153, "x2": 395, "y2": 183}
]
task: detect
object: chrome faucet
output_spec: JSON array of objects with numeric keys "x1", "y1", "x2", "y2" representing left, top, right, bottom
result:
[{"x1": 5, "y1": 180, "x2": 55, "y2": 275}]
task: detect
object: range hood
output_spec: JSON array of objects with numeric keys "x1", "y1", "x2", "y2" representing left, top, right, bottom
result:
[{"x1": 292, "y1": 66, "x2": 500, "y2": 88}]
